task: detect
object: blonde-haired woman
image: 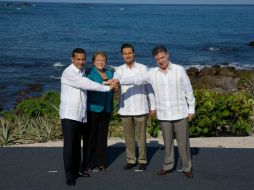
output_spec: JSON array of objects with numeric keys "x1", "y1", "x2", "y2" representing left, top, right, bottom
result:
[{"x1": 81, "y1": 51, "x2": 114, "y2": 172}]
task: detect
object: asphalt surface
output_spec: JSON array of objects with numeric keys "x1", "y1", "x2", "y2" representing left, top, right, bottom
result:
[{"x1": 0, "y1": 142, "x2": 253, "y2": 190}]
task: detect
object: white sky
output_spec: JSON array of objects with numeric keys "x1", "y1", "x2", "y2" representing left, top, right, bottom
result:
[{"x1": 4, "y1": 0, "x2": 254, "y2": 4}]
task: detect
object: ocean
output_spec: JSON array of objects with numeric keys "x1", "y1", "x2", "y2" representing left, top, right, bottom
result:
[{"x1": 0, "y1": 2, "x2": 254, "y2": 110}]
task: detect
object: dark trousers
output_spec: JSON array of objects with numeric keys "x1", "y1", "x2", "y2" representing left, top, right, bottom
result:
[
  {"x1": 61, "y1": 119, "x2": 83, "y2": 182},
  {"x1": 82, "y1": 110, "x2": 111, "y2": 169}
]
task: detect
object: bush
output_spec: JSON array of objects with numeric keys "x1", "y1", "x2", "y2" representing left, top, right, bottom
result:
[
  {"x1": 108, "y1": 97, "x2": 122, "y2": 137},
  {"x1": 1, "y1": 89, "x2": 253, "y2": 146},
  {"x1": 15, "y1": 91, "x2": 60, "y2": 117},
  {"x1": 238, "y1": 75, "x2": 254, "y2": 99},
  {"x1": 0, "y1": 91, "x2": 61, "y2": 146},
  {"x1": 147, "y1": 116, "x2": 160, "y2": 138},
  {"x1": 189, "y1": 90, "x2": 253, "y2": 137}
]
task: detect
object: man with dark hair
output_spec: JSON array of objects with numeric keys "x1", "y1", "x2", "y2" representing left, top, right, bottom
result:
[
  {"x1": 60, "y1": 48, "x2": 117, "y2": 186},
  {"x1": 152, "y1": 45, "x2": 168, "y2": 57},
  {"x1": 120, "y1": 43, "x2": 135, "y2": 54},
  {"x1": 116, "y1": 44, "x2": 195, "y2": 178},
  {"x1": 114, "y1": 43, "x2": 155, "y2": 171}
]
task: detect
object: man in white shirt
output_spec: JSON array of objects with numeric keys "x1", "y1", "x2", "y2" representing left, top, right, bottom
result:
[
  {"x1": 60, "y1": 48, "x2": 116, "y2": 186},
  {"x1": 113, "y1": 43, "x2": 156, "y2": 171},
  {"x1": 117, "y1": 45, "x2": 195, "y2": 178}
]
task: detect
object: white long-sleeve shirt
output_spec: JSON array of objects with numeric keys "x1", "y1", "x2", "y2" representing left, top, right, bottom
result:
[
  {"x1": 118, "y1": 63, "x2": 195, "y2": 120},
  {"x1": 60, "y1": 64, "x2": 110, "y2": 122},
  {"x1": 113, "y1": 62, "x2": 156, "y2": 116}
]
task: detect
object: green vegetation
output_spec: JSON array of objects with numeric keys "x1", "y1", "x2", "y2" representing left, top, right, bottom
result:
[
  {"x1": 189, "y1": 90, "x2": 253, "y2": 137},
  {"x1": 108, "y1": 98, "x2": 122, "y2": 137},
  {"x1": 0, "y1": 91, "x2": 62, "y2": 146},
  {"x1": 0, "y1": 89, "x2": 253, "y2": 146},
  {"x1": 238, "y1": 75, "x2": 254, "y2": 99}
]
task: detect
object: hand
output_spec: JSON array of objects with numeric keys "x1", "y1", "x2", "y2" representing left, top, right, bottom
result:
[
  {"x1": 109, "y1": 79, "x2": 119, "y2": 90},
  {"x1": 103, "y1": 79, "x2": 112, "y2": 85},
  {"x1": 149, "y1": 110, "x2": 156, "y2": 117},
  {"x1": 188, "y1": 113, "x2": 195, "y2": 121}
]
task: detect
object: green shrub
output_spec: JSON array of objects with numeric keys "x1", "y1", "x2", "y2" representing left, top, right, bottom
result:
[
  {"x1": 1, "y1": 89, "x2": 253, "y2": 146},
  {"x1": 0, "y1": 114, "x2": 62, "y2": 146},
  {"x1": 147, "y1": 116, "x2": 160, "y2": 138},
  {"x1": 109, "y1": 97, "x2": 122, "y2": 137},
  {"x1": 147, "y1": 90, "x2": 253, "y2": 137},
  {"x1": 238, "y1": 75, "x2": 254, "y2": 98},
  {"x1": 189, "y1": 90, "x2": 253, "y2": 137},
  {"x1": 15, "y1": 91, "x2": 60, "y2": 117}
]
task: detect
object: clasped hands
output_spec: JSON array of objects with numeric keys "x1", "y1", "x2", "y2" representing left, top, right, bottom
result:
[{"x1": 104, "y1": 79, "x2": 119, "y2": 90}]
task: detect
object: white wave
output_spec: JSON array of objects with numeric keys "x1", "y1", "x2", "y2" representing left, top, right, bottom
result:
[
  {"x1": 50, "y1": 76, "x2": 61, "y2": 79},
  {"x1": 120, "y1": 8, "x2": 125, "y2": 11},
  {"x1": 206, "y1": 47, "x2": 221, "y2": 51},
  {"x1": 184, "y1": 62, "x2": 253, "y2": 70},
  {"x1": 53, "y1": 62, "x2": 65, "y2": 67},
  {"x1": 226, "y1": 62, "x2": 253, "y2": 70},
  {"x1": 184, "y1": 64, "x2": 206, "y2": 70}
]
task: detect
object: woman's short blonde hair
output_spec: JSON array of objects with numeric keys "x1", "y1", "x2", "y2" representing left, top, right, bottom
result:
[{"x1": 92, "y1": 51, "x2": 107, "y2": 63}]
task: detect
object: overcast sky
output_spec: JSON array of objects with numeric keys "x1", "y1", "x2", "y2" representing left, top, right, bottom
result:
[{"x1": 5, "y1": 0, "x2": 254, "y2": 4}]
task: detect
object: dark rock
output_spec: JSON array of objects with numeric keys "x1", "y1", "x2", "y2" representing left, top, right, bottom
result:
[
  {"x1": 214, "y1": 77, "x2": 239, "y2": 92},
  {"x1": 199, "y1": 67, "x2": 218, "y2": 76},
  {"x1": 18, "y1": 83, "x2": 42, "y2": 98},
  {"x1": 21, "y1": 2, "x2": 32, "y2": 7},
  {"x1": 188, "y1": 66, "x2": 241, "y2": 93},
  {"x1": 208, "y1": 67, "x2": 218, "y2": 75},
  {"x1": 3, "y1": 2, "x2": 13, "y2": 7},
  {"x1": 199, "y1": 67, "x2": 210, "y2": 76},
  {"x1": 248, "y1": 41, "x2": 254, "y2": 47},
  {"x1": 19, "y1": 90, "x2": 29, "y2": 96},
  {"x1": 27, "y1": 83, "x2": 42, "y2": 92},
  {"x1": 211, "y1": 64, "x2": 221, "y2": 70},
  {"x1": 187, "y1": 67, "x2": 199, "y2": 77},
  {"x1": 0, "y1": 83, "x2": 6, "y2": 89},
  {"x1": 217, "y1": 66, "x2": 236, "y2": 77}
]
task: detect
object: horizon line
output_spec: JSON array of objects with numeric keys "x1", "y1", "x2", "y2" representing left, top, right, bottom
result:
[{"x1": 2, "y1": 1, "x2": 254, "y2": 5}]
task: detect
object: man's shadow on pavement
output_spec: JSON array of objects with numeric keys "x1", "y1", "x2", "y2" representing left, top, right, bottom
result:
[
  {"x1": 159, "y1": 145, "x2": 200, "y2": 170},
  {"x1": 107, "y1": 142, "x2": 125, "y2": 167},
  {"x1": 106, "y1": 140, "x2": 199, "y2": 168}
]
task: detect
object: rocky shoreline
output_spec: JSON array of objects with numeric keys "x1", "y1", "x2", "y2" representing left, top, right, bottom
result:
[
  {"x1": 187, "y1": 65, "x2": 254, "y2": 93},
  {"x1": 1, "y1": 64, "x2": 254, "y2": 112}
]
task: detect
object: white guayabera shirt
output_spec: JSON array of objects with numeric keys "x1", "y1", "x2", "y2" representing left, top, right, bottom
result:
[
  {"x1": 118, "y1": 63, "x2": 195, "y2": 121},
  {"x1": 60, "y1": 64, "x2": 110, "y2": 123},
  {"x1": 113, "y1": 62, "x2": 156, "y2": 116}
]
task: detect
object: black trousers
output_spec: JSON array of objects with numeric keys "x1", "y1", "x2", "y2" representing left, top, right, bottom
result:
[
  {"x1": 61, "y1": 119, "x2": 84, "y2": 181},
  {"x1": 81, "y1": 110, "x2": 111, "y2": 169}
]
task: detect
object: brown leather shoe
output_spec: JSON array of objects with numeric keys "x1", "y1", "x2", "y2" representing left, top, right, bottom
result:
[
  {"x1": 156, "y1": 169, "x2": 173, "y2": 175},
  {"x1": 97, "y1": 165, "x2": 106, "y2": 172},
  {"x1": 183, "y1": 171, "x2": 193, "y2": 178},
  {"x1": 123, "y1": 163, "x2": 137, "y2": 170}
]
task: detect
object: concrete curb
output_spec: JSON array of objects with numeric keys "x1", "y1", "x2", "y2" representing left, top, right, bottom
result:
[{"x1": 7, "y1": 136, "x2": 254, "y2": 148}]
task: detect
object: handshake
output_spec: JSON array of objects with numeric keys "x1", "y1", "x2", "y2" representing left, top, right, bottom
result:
[{"x1": 104, "y1": 79, "x2": 119, "y2": 90}]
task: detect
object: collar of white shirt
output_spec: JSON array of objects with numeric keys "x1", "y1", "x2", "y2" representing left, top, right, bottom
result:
[
  {"x1": 158, "y1": 61, "x2": 173, "y2": 73},
  {"x1": 123, "y1": 61, "x2": 137, "y2": 70},
  {"x1": 70, "y1": 64, "x2": 85, "y2": 75}
]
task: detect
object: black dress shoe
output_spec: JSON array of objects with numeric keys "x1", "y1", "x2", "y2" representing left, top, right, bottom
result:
[
  {"x1": 97, "y1": 165, "x2": 106, "y2": 171},
  {"x1": 183, "y1": 171, "x2": 193, "y2": 178},
  {"x1": 79, "y1": 171, "x2": 91, "y2": 177},
  {"x1": 139, "y1": 163, "x2": 147, "y2": 171},
  {"x1": 123, "y1": 163, "x2": 136, "y2": 170},
  {"x1": 156, "y1": 168, "x2": 173, "y2": 175},
  {"x1": 66, "y1": 179, "x2": 76, "y2": 186}
]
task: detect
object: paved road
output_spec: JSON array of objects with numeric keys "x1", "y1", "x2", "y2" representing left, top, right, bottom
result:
[{"x1": 0, "y1": 143, "x2": 253, "y2": 190}]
